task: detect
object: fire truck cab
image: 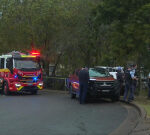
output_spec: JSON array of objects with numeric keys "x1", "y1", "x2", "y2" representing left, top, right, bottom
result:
[{"x1": 0, "y1": 51, "x2": 43, "y2": 95}]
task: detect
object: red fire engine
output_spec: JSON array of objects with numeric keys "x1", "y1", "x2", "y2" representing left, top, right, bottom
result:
[{"x1": 0, "y1": 51, "x2": 43, "y2": 95}]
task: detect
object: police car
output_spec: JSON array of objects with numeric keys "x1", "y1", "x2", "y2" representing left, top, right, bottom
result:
[{"x1": 67, "y1": 67, "x2": 120, "y2": 102}]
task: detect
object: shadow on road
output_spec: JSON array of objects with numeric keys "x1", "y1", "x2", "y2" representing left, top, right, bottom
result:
[
  {"x1": 0, "y1": 91, "x2": 42, "y2": 96},
  {"x1": 85, "y1": 98, "x2": 113, "y2": 104}
]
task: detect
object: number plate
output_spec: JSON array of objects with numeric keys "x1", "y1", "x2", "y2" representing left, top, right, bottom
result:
[{"x1": 102, "y1": 90, "x2": 110, "y2": 92}]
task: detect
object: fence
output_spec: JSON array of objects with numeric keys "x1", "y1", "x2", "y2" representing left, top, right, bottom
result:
[{"x1": 43, "y1": 77, "x2": 68, "y2": 90}]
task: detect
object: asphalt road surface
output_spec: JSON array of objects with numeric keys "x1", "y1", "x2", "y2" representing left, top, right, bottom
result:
[{"x1": 0, "y1": 90, "x2": 128, "y2": 135}]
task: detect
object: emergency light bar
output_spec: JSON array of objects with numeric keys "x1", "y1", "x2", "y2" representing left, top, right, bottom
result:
[{"x1": 30, "y1": 50, "x2": 40, "y2": 56}]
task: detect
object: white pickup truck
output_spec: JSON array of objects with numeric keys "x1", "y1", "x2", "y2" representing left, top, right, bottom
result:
[{"x1": 95, "y1": 66, "x2": 124, "y2": 79}]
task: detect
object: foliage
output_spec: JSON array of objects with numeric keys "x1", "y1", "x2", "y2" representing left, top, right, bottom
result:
[
  {"x1": 0, "y1": 0, "x2": 150, "y2": 76},
  {"x1": 92, "y1": 0, "x2": 150, "y2": 69}
]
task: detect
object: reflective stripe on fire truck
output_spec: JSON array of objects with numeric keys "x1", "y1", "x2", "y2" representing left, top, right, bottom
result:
[
  {"x1": 0, "y1": 69, "x2": 10, "y2": 72},
  {"x1": 37, "y1": 85, "x2": 43, "y2": 90},
  {"x1": 17, "y1": 86, "x2": 24, "y2": 91},
  {"x1": 21, "y1": 55, "x2": 36, "y2": 58}
]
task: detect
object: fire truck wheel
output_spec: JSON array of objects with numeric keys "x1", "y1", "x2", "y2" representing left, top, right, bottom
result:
[
  {"x1": 31, "y1": 90, "x2": 38, "y2": 95},
  {"x1": 4, "y1": 82, "x2": 10, "y2": 95}
]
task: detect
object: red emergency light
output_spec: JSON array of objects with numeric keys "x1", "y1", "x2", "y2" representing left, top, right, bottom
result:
[{"x1": 30, "y1": 50, "x2": 40, "y2": 56}]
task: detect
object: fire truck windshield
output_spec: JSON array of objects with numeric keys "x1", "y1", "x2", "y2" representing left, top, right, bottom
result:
[{"x1": 14, "y1": 59, "x2": 40, "y2": 71}]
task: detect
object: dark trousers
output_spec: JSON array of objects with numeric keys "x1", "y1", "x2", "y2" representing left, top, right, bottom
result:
[
  {"x1": 123, "y1": 82, "x2": 133, "y2": 101},
  {"x1": 79, "y1": 82, "x2": 88, "y2": 104},
  {"x1": 131, "y1": 84, "x2": 136, "y2": 100}
]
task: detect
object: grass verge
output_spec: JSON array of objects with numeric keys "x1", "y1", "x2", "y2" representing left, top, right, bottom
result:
[{"x1": 134, "y1": 90, "x2": 150, "y2": 118}]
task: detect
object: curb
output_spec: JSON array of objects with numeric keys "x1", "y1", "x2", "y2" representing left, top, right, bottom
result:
[
  {"x1": 110, "y1": 100, "x2": 147, "y2": 135},
  {"x1": 120, "y1": 100, "x2": 147, "y2": 120},
  {"x1": 119, "y1": 100, "x2": 148, "y2": 135}
]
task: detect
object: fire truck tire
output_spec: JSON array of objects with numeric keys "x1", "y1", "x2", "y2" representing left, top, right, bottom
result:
[
  {"x1": 4, "y1": 82, "x2": 10, "y2": 95},
  {"x1": 31, "y1": 90, "x2": 38, "y2": 95}
]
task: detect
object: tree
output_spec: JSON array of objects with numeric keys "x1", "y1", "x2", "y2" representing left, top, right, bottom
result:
[{"x1": 91, "y1": 0, "x2": 150, "y2": 68}]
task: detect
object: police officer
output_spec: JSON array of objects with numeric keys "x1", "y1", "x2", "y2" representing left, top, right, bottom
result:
[
  {"x1": 148, "y1": 73, "x2": 150, "y2": 99},
  {"x1": 116, "y1": 67, "x2": 124, "y2": 95},
  {"x1": 130, "y1": 64, "x2": 138, "y2": 100},
  {"x1": 78, "y1": 67, "x2": 89, "y2": 104},
  {"x1": 123, "y1": 66, "x2": 133, "y2": 102}
]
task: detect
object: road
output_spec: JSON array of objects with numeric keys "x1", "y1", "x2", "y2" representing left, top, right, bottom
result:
[{"x1": 0, "y1": 90, "x2": 128, "y2": 135}]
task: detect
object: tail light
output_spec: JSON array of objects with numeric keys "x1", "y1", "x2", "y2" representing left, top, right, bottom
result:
[{"x1": 72, "y1": 82, "x2": 79, "y2": 89}]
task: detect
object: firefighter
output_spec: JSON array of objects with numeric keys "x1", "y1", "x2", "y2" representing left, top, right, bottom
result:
[{"x1": 79, "y1": 67, "x2": 89, "y2": 104}]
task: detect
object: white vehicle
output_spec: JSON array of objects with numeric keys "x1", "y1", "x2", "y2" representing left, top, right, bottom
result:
[{"x1": 95, "y1": 66, "x2": 124, "y2": 79}]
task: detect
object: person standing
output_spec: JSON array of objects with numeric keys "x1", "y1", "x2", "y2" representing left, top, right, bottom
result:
[
  {"x1": 123, "y1": 66, "x2": 133, "y2": 102},
  {"x1": 148, "y1": 73, "x2": 150, "y2": 99},
  {"x1": 130, "y1": 64, "x2": 138, "y2": 100},
  {"x1": 116, "y1": 67, "x2": 124, "y2": 91},
  {"x1": 78, "y1": 67, "x2": 89, "y2": 104}
]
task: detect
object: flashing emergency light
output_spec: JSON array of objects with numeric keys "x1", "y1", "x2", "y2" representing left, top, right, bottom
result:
[
  {"x1": 30, "y1": 50, "x2": 40, "y2": 56},
  {"x1": 14, "y1": 75, "x2": 17, "y2": 79},
  {"x1": 33, "y1": 77, "x2": 38, "y2": 81}
]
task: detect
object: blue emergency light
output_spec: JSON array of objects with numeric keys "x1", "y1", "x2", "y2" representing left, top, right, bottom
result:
[
  {"x1": 14, "y1": 75, "x2": 17, "y2": 79},
  {"x1": 33, "y1": 77, "x2": 38, "y2": 81}
]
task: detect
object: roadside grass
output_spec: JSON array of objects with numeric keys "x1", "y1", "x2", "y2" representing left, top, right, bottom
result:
[{"x1": 134, "y1": 89, "x2": 150, "y2": 118}]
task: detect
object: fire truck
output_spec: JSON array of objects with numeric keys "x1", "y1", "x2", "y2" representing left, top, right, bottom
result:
[{"x1": 0, "y1": 51, "x2": 43, "y2": 95}]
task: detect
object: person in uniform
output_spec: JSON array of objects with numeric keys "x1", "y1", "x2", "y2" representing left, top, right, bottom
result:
[
  {"x1": 78, "y1": 67, "x2": 89, "y2": 104},
  {"x1": 116, "y1": 67, "x2": 124, "y2": 92},
  {"x1": 130, "y1": 64, "x2": 138, "y2": 100},
  {"x1": 123, "y1": 66, "x2": 133, "y2": 102}
]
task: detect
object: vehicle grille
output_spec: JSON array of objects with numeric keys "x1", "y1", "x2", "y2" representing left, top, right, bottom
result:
[
  {"x1": 93, "y1": 81, "x2": 114, "y2": 88},
  {"x1": 18, "y1": 75, "x2": 38, "y2": 83}
]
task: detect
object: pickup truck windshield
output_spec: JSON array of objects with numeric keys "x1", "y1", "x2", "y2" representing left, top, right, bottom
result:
[
  {"x1": 89, "y1": 68, "x2": 110, "y2": 77},
  {"x1": 14, "y1": 59, "x2": 40, "y2": 70}
]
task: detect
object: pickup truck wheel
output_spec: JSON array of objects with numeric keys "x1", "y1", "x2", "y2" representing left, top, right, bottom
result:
[
  {"x1": 70, "y1": 85, "x2": 76, "y2": 99},
  {"x1": 4, "y1": 82, "x2": 10, "y2": 96},
  {"x1": 111, "y1": 81, "x2": 120, "y2": 102}
]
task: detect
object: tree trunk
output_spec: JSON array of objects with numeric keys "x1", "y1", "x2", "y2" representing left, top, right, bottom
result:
[{"x1": 52, "y1": 53, "x2": 62, "y2": 77}]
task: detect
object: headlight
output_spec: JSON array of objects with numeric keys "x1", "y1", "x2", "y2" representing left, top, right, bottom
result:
[
  {"x1": 39, "y1": 82, "x2": 43, "y2": 86},
  {"x1": 15, "y1": 83, "x2": 21, "y2": 87}
]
